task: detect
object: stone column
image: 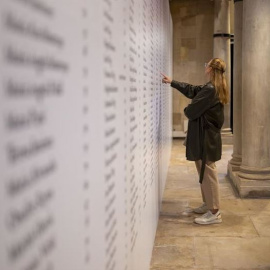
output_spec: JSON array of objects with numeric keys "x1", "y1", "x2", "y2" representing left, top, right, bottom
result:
[
  {"x1": 236, "y1": 0, "x2": 270, "y2": 197},
  {"x1": 213, "y1": 0, "x2": 231, "y2": 134},
  {"x1": 228, "y1": 0, "x2": 243, "y2": 177}
]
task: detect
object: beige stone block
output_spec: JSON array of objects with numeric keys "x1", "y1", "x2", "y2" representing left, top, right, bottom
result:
[
  {"x1": 194, "y1": 237, "x2": 270, "y2": 269},
  {"x1": 163, "y1": 180, "x2": 236, "y2": 201},
  {"x1": 170, "y1": 5, "x2": 181, "y2": 17},
  {"x1": 241, "y1": 199, "x2": 270, "y2": 214},
  {"x1": 172, "y1": 104, "x2": 181, "y2": 114},
  {"x1": 167, "y1": 164, "x2": 196, "y2": 175},
  {"x1": 195, "y1": 38, "x2": 214, "y2": 62},
  {"x1": 219, "y1": 186, "x2": 238, "y2": 199},
  {"x1": 173, "y1": 89, "x2": 181, "y2": 101},
  {"x1": 165, "y1": 178, "x2": 198, "y2": 190},
  {"x1": 150, "y1": 237, "x2": 194, "y2": 269},
  {"x1": 155, "y1": 213, "x2": 258, "y2": 238},
  {"x1": 170, "y1": 0, "x2": 215, "y2": 131},
  {"x1": 173, "y1": 46, "x2": 181, "y2": 60},
  {"x1": 172, "y1": 103, "x2": 181, "y2": 114},
  {"x1": 155, "y1": 216, "x2": 194, "y2": 238},
  {"x1": 179, "y1": 5, "x2": 197, "y2": 18},
  {"x1": 250, "y1": 214, "x2": 270, "y2": 236},
  {"x1": 169, "y1": 149, "x2": 186, "y2": 158},
  {"x1": 178, "y1": 25, "x2": 196, "y2": 38},
  {"x1": 151, "y1": 268, "x2": 198, "y2": 270},
  {"x1": 166, "y1": 172, "x2": 197, "y2": 183},
  {"x1": 169, "y1": 148, "x2": 186, "y2": 158},
  {"x1": 196, "y1": 18, "x2": 214, "y2": 39},
  {"x1": 151, "y1": 268, "x2": 206, "y2": 270},
  {"x1": 172, "y1": 124, "x2": 181, "y2": 132},
  {"x1": 161, "y1": 200, "x2": 193, "y2": 217},
  {"x1": 185, "y1": 49, "x2": 197, "y2": 62},
  {"x1": 169, "y1": 157, "x2": 192, "y2": 168},
  {"x1": 192, "y1": 214, "x2": 258, "y2": 237},
  {"x1": 187, "y1": 165, "x2": 198, "y2": 175},
  {"x1": 181, "y1": 38, "x2": 197, "y2": 50},
  {"x1": 219, "y1": 199, "x2": 255, "y2": 216},
  {"x1": 220, "y1": 197, "x2": 270, "y2": 213},
  {"x1": 196, "y1": 2, "x2": 214, "y2": 37},
  {"x1": 173, "y1": 113, "x2": 182, "y2": 126},
  {"x1": 179, "y1": 46, "x2": 189, "y2": 61},
  {"x1": 163, "y1": 188, "x2": 202, "y2": 201}
]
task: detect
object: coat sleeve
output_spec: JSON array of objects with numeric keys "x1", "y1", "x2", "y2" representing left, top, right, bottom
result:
[
  {"x1": 184, "y1": 85, "x2": 216, "y2": 120},
  {"x1": 170, "y1": 80, "x2": 202, "y2": 99}
]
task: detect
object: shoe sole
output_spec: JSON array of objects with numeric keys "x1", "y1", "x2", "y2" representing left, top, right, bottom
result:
[
  {"x1": 193, "y1": 210, "x2": 208, "y2": 214},
  {"x1": 194, "y1": 219, "x2": 222, "y2": 225}
]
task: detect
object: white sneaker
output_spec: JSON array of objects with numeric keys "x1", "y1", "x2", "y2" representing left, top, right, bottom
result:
[
  {"x1": 194, "y1": 210, "x2": 222, "y2": 225},
  {"x1": 193, "y1": 203, "x2": 208, "y2": 214}
]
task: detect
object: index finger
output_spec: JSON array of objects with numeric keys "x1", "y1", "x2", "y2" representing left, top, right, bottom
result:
[{"x1": 160, "y1": 72, "x2": 166, "y2": 77}]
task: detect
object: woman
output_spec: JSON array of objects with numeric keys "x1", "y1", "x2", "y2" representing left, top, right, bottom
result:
[{"x1": 161, "y1": 58, "x2": 229, "y2": 225}]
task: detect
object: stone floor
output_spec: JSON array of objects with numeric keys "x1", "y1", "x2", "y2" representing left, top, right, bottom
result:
[{"x1": 150, "y1": 139, "x2": 270, "y2": 270}]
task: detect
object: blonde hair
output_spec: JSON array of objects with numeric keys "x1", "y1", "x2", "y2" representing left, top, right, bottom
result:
[{"x1": 208, "y1": 58, "x2": 229, "y2": 105}]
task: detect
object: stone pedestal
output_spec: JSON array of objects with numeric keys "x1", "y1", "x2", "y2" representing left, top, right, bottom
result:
[
  {"x1": 228, "y1": 168, "x2": 270, "y2": 198},
  {"x1": 221, "y1": 128, "x2": 233, "y2": 145}
]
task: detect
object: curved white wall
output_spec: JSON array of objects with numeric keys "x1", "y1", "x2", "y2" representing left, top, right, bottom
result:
[{"x1": 0, "y1": 0, "x2": 173, "y2": 269}]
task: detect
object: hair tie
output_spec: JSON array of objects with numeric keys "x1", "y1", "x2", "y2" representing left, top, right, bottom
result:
[{"x1": 210, "y1": 64, "x2": 225, "y2": 73}]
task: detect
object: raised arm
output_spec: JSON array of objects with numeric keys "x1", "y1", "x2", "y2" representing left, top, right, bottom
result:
[{"x1": 170, "y1": 80, "x2": 202, "y2": 99}]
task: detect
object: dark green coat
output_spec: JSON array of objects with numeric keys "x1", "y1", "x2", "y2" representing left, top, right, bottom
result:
[{"x1": 171, "y1": 80, "x2": 224, "y2": 162}]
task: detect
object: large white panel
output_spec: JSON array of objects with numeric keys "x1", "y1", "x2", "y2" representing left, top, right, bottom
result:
[{"x1": 0, "y1": 0, "x2": 173, "y2": 270}]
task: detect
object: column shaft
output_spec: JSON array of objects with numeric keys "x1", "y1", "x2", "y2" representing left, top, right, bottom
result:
[
  {"x1": 213, "y1": 0, "x2": 231, "y2": 131},
  {"x1": 237, "y1": 0, "x2": 270, "y2": 197},
  {"x1": 229, "y1": 0, "x2": 243, "y2": 171}
]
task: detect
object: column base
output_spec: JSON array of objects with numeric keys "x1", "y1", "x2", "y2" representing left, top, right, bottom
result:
[
  {"x1": 227, "y1": 164, "x2": 270, "y2": 198},
  {"x1": 228, "y1": 154, "x2": 242, "y2": 171},
  {"x1": 221, "y1": 128, "x2": 233, "y2": 144}
]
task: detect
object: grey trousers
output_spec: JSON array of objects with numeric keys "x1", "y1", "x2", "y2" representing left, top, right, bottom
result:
[{"x1": 195, "y1": 160, "x2": 220, "y2": 210}]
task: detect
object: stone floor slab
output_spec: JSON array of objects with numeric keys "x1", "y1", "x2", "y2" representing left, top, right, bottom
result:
[
  {"x1": 150, "y1": 140, "x2": 270, "y2": 270},
  {"x1": 165, "y1": 179, "x2": 199, "y2": 189},
  {"x1": 250, "y1": 214, "x2": 270, "y2": 237},
  {"x1": 194, "y1": 237, "x2": 270, "y2": 269},
  {"x1": 192, "y1": 214, "x2": 258, "y2": 237},
  {"x1": 163, "y1": 188, "x2": 202, "y2": 201},
  {"x1": 161, "y1": 200, "x2": 192, "y2": 216},
  {"x1": 155, "y1": 213, "x2": 258, "y2": 238},
  {"x1": 150, "y1": 237, "x2": 194, "y2": 269},
  {"x1": 155, "y1": 216, "x2": 194, "y2": 238},
  {"x1": 242, "y1": 199, "x2": 270, "y2": 214}
]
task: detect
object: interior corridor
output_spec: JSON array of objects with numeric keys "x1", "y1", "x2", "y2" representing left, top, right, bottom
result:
[{"x1": 150, "y1": 139, "x2": 270, "y2": 270}]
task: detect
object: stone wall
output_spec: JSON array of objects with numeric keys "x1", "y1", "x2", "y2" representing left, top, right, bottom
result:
[
  {"x1": 170, "y1": 0, "x2": 234, "y2": 134},
  {"x1": 170, "y1": 0, "x2": 214, "y2": 133}
]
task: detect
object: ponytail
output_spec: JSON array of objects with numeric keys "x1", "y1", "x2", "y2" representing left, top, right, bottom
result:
[{"x1": 209, "y1": 58, "x2": 229, "y2": 105}]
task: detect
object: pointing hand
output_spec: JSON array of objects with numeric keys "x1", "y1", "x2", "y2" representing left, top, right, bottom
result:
[{"x1": 161, "y1": 73, "x2": 172, "y2": 84}]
